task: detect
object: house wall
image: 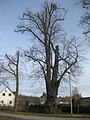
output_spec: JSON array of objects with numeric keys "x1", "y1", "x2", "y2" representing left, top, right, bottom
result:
[{"x1": 0, "y1": 87, "x2": 15, "y2": 106}]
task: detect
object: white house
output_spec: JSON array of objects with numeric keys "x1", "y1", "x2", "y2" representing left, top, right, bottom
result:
[{"x1": 0, "y1": 87, "x2": 15, "y2": 106}]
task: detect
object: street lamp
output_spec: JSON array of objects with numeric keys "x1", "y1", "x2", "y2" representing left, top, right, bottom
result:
[{"x1": 68, "y1": 71, "x2": 73, "y2": 115}]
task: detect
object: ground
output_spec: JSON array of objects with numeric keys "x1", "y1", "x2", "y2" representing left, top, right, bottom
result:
[{"x1": 0, "y1": 112, "x2": 90, "y2": 120}]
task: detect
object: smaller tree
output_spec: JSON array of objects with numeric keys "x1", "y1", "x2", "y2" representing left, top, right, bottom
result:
[
  {"x1": 1, "y1": 51, "x2": 20, "y2": 112},
  {"x1": 41, "y1": 92, "x2": 47, "y2": 98},
  {"x1": 24, "y1": 101, "x2": 29, "y2": 112},
  {"x1": 72, "y1": 87, "x2": 81, "y2": 114},
  {"x1": 0, "y1": 67, "x2": 9, "y2": 87},
  {"x1": 72, "y1": 87, "x2": 81, "y2": 102}
]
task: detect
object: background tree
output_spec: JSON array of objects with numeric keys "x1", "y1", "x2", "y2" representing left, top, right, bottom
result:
[
  {"x1": 0, "y1": 56, "x2": 8, "y2": 87},
  {"x1": 72, "y1": 87, "x2": 81, "y2": 114},
  {"x1": 79, "y1": 0, "x2": 90, "y2": 40},
  {"x1": 1, "y1": 51, "x2": 20, "y2": 112},
  {"x1": 16, "y1": 1, "x2": 83, "y2": 113},
  {"x1": 72, "y1": 87, "x2": 82, "y2": 103}
]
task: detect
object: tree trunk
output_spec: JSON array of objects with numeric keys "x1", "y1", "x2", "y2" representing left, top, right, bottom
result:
[
  {"x1": 46, "y1": 84, "x2": 59, "y2": 113},
  {"x1": 45, "y1": 46, "x2": 60, "y2": 113},
  {"x1": 13, "y1": 75, "x2": 19, "y2": 112},
  {"x1": 13, "y1": 52, "x2": 19, "y2": 112}
]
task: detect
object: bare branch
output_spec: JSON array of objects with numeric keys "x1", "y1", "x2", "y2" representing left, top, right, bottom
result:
[
  {"x1": 5, "y1": 54, "x2": 16, "y2": 66},
  {"x1": 25, "y1": 54, "x2": 45, "y2": 64},
  {"x1": 1, "y1": 64, "x2": 15, "y2": 75}
]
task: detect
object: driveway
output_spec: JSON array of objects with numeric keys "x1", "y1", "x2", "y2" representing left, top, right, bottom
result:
[{"x1": 0, "y1": 112, "x2": 90, "y2": 120}]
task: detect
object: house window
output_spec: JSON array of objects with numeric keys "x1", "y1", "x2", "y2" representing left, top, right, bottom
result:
[
  {"x1": 2, "y1": 93, "x2": 5, "y2": 96},
  {"x1": 9, "y1": 93, "x2": 12, "y2": 96},
  {"x1": 5, "y1": 90, "x2": 7, "y2": 92},
  {"x1": 9, "y1": 101, "x2": 12, "y2": 104},
  {"x1": 1, "y1": 100, "x2": 4, "y2": 104}
]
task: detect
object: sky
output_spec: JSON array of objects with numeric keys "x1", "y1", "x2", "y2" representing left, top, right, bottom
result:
[{"x1": 0, "y1": 0, "x2": 90, "y2": 97}]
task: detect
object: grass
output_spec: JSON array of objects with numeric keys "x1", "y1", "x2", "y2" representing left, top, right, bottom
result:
[
  {"x1": 0, "y1": 116, "x2": 22, "y2": 120},
  {"x1": 16, "y1": 112, "x2": 90, "y2": 118},
  {"x1": 0, "y1": 111, "x2": 90, "y2": 119},
  {"x1": 0, "y1": 116, "x2": 12, "y2": 120}
]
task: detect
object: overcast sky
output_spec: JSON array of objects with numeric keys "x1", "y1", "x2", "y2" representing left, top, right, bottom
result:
[{"x1": 0, "y1": 0, "x2": 90, "y2": 97}]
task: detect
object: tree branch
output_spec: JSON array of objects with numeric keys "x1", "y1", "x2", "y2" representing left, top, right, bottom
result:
[{"x1": 5, "y1": 54, "x2": 16, "y2": 66}]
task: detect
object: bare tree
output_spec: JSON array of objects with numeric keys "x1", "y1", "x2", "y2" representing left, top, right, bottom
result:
[
  {"x1": 0, "y1": 56, "x2": 7, "y2": 87},
  {"x1": 79, "y1": 0, "x2": 90, "y2": 39},
  {"x1": 72, "y1": 87, "x2": 81, "y2": 114},
  {"x1": 16, "y1": 1, "x2": 83, "y2": 113},
  {"x1": 1, "y1": 51, "x2": 20, "y2": 112}
]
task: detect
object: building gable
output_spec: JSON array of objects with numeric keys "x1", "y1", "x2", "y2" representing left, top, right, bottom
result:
[{"x1": 0, "y1": 87, "x2": 15, "y2": 106}]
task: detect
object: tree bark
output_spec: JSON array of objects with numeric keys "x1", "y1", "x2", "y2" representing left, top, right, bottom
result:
[
  {"x1": 13, "y1": 73, "x2": 19, "y2": 112},
  {"x1": 13, "y1": 52, "x2": 19, "y2": 112},
  {"x1": 45, "y1": 45, "x2": 59, "y2": 113}
]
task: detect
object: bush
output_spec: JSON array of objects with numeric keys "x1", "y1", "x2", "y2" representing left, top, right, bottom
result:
[
  {"x1": 57, "y1": 104, "x2": 90, "y2": 114},
  {"x1": 0, "y1": 106, "x2": 13, "y2": 112},
  {"x1": 29, "y1": 105, "x2": 43, "y2": 113},
  {"x1": 58, "y1": 105, "x2": 71, "y2": 113},
  {"x1": 79, "y1": 105, "x2": 90, "y2": 114}
]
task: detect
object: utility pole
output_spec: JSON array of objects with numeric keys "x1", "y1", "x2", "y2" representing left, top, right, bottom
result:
[{"x1": 68, "y1": 72, "x2": 73, "y2": 115}]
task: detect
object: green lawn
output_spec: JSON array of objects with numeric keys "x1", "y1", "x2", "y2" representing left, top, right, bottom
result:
[
  {"x1": 0, "y1": 116, "x2": 21, "y2": 120},
  {"x1": 0, "y1": 116, "x2": 11, "y2": 120},
  {"x1": 16, "y1": 112, "x2": 90, "y2": 118},
  {"x1": 0, "y1": 112, "x2": 90, "y2": 120}
]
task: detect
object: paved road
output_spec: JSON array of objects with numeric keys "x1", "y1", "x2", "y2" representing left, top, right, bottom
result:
[{"x1": 0, "y1": 112, "x2": 90, "y2": 120}]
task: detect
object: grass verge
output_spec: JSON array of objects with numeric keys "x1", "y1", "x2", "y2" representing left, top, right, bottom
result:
[
  {"x1": 0, "y1": 116, "x2": 22, "y2": 120},
  {"x1": 1, "y1": 111, "x2": 90, "y2": 119},
  {"x1": 0, "y1": 116, "x2": 13, "y2": 120},
  {"x1": 16, "y1": 112, "x2": 90, "y2": 118}
]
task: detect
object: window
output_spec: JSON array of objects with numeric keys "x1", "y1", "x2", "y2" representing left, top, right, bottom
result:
[
  {"x1": 9, "y1": 93, "x2": 11, "y2": 96},
  {"x1": 9, "y1": 101, "x2": 12, "y2": 104},
  {"x1": 5, "y1": 90, "x2": 7, "y2": 92},
  {"x1": 2, "y1": 93, "x2": 5, "y2": 96},
  {"x1": 1, "y1": 100, "x2": 4, "y2": 104}
]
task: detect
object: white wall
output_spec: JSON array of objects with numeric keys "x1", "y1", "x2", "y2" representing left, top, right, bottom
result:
[{"x1": 0, "y1": 87, "x2": 15, "y2": 106}]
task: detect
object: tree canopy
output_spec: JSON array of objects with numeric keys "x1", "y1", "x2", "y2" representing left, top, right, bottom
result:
[
  {"x1": 16, "y1": 1, "x2": 84, "y2": 113},
  {"x1": 80, "y1": 0, "x2": 90, "y2": 39}
]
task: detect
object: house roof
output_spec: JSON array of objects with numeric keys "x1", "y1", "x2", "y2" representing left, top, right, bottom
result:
[
  {"x1": 0, "y1": 86, "x2": 15, "y2": 95},
  {"x1": 81, "y1": 97, "x2": 90, "y2": 100}
]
